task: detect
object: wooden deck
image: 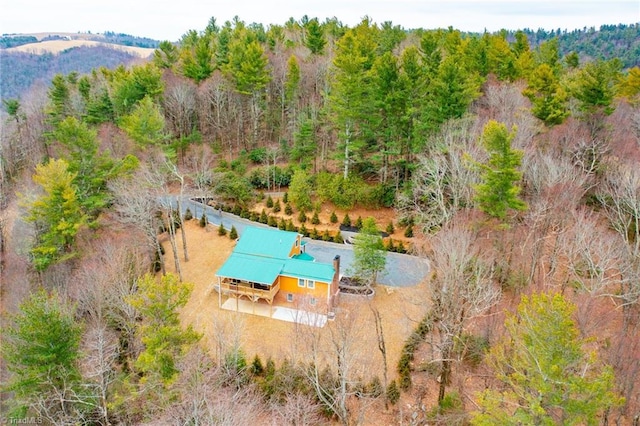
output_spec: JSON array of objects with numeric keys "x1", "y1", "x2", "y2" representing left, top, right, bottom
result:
[{"x1": 217, "y1": 278, "x2": 280, "y2": 304}]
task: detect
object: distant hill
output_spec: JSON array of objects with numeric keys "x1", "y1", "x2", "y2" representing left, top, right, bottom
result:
[
  {"x1": 0, "y1": 32, "x2": 159, "y2": 101},
  {"x1": 521, "y1": 23, "x2": 640, "y2": 68}
]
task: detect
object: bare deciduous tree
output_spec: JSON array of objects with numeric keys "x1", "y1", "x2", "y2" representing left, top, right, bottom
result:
[{"x1": 427, "y1": 222, "x2": 499, "y2": 403}]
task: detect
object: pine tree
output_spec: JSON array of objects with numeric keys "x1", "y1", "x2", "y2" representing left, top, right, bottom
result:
[
  {"x1": 472, "y1": 293, "x2": 623, "y2": 424},
  {"x1": 2, "y1": 290, "x2": 86, "y2": 419},
  {"x1": 330, "y1": 211, "x2": 338, "y2": 224},
  {"x1": 218, "y1": 223, "x2": 227, "y2": 236},
  {"x1": 311, "y1": 211, "x2": 320, "y2": 225},
  {"x1": 128, "y1": 273, "x2": 201, "y2": 382},
  {"x1": 352, "y1": 217, "x2": 386, "y2": 288},
  {"x1": 24, "y1": 159, "x2": 87, "y2": 271},
  {"x1": 474, "y1": 120, "x2": 527, "y2": 220},
  {"x1": 229, "y1": 225, "x2": 238, "y2": 239}
]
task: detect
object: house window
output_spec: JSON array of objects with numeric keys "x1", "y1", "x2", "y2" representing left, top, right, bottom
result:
[
  {"x1": 287, "y1": 293, "x2": 294, "y2": 302},
  {"x1": 310, "y1": 297, "x2": 317, "y2": 306},
  {"x1": 307, "y1": 280, "x2": 315, "y2": 289},
  {"x1": 298, "y1": 278, "x2": 305, "y2": 288}
]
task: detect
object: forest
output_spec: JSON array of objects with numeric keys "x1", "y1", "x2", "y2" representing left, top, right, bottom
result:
[{"x1": 1, "y1": 15, "x2": 640, "y2": 425}]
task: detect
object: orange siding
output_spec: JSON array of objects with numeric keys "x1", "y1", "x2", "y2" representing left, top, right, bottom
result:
[
  {"x1": 287, "y1": 235, "x2": 302, "y2": 257},
  {"x1": 279, "y1": 275, "x2": 329, "y2": 300}
]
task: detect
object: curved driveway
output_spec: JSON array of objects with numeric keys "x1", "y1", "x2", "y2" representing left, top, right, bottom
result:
[{"x1": 181, "y1": 198, "x2": 430, "y2": 287}]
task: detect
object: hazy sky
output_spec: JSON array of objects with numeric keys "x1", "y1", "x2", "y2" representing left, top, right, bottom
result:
[{"x1": 1, "y1": 0, "x2": 638, "y2": 41}]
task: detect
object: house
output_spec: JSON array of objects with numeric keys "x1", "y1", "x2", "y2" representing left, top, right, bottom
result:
[{"x1": 215, "y1": 226, "x2": 340, "y2": 316}]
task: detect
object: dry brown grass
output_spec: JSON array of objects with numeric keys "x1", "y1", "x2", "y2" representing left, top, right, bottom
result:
[{"x1": 163, "y1": 220, "x2": 430, "y2": 382}]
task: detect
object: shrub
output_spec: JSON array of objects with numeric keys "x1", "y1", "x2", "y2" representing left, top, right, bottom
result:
[
  {"x1": 250, "y1": 354, "x2": 264, "y2": 376},
  {"x1": 282, "y1": 192, "x2": 288, "y2": 203},
  {"x1": 268, "y1": 216, "x2": 278, "y2": 227},
  {"x1": 355, "y1": 216, "x2": 363, "y2": 230},
  {"x1": 404, "y1": 225, "x2": 414, "y2": 238},
  {"x1": 385, "y1": 239, "x2": 395, "y2": 252},
  {"x1": 386, "y1": 380, "x2": 400, "y2": 405},
  {"x1": 310, "y1": 228, "x2": 319, "y2": 239},
  {"x1": 396, "y1": 241, "x2": 406, "y2": 254},
  {"x1": 330, "y1": 211, "x2": 338, "y2": 224},
  {"x1": 278, "y1": 218, "x2": 287, "y2": 230},
  {"x1": 248, "y1": 147, "x2": 267, "y2": 163},
  {"x1": 266, "y1": 195, "x2": 274, "y2": 208},
  {"x1": 298, "y1": 211, "x2": 308, "y2": 223},
  {"x1": 342, "y1": 214, "x2": 351, "y2": 227},
  {"x1": 199, "y1": 212, "x2": 208, "y2": 228},
  {"x1": 273, "y1": 199, "x2": 281, "y2": 213},
  {"x1": 184, "y1": 207, "x2": 193, "y2": 221},
  {"x1": 299, "y1": 223, "x2": 309, "y2": 237},
  {"x1": 333, "y1": 233, "x2": 344, "y2": 244},
  {"x1": 229, "y1": 226, "x2": 238, "y2": 239},
  {"x1": 284, "y1": 203, "x2": 293, "y2": 215},
  {"x1": 260, "y1": 209, "x2": 268, "y2": 224},
  {"x1": 218, "y1": 223, "x2": 227, "y2": 236},
  {"x1": 232, "y1": 204, "x2": 242, "y2": 216},
  {"x1": 322, "y1": 230, "x2": 332, "y2": 241},
  {"x1": 367, "y1": 376, "x2": 383, "y2": 397},
  {"x1": 286, "y1": 220, "x2": 297, "y2": 232},
  {"x1": 311, "y1": 211, "x2": 320, "y2": 225},
  {"x1": 386, "y1": 222, "x2": 395, "y2": 234}
]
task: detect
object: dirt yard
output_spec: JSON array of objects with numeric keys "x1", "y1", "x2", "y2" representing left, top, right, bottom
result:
[{"x1": 162, "y1": 220, "x2": 431, "y2": 382}]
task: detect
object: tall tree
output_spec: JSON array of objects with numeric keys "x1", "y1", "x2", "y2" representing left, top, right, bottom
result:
[
  {"x1": 304, "y1": 18, "x2": 326, "y2": 55},
  {"x1": 23, "y1": 159, "x2": 87, "y2": 271},
  {"x1": 429, "y1": 223, "x2": 498, "y2": 403},
  {"x1": 2, "y1": 290, "x2": 90, "y2": 422},
  {"x1": 329, "y1": 18, "x2": 378, "y2": 178},
  {"x1": 120, "y1": 96, "x2": 168, "y2": 146},
  {"x1": 472, "y1": 293, "x2": 623, "y2": 424},
  {"x1": 523, "y1": 64, "x2": 569, "y2": 126},
  {"x1": 474, "y1": 120, "x2": 527, "y2": 220},
  {"x1": 352, "y1": 217, "x2": 386, "y2": 289},
  {"x1": 127, "y1": 273, "x2": 201, "y2": 383}
]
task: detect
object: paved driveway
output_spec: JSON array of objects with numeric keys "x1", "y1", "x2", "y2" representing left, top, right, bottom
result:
[{"x1": 181, "y1": 198, "x2": 430, "y2": 287}]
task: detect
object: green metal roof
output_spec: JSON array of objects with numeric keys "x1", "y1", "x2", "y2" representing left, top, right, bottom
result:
[
  {"x1": 234, "y1": 227, "x2": 299, "y2": 259},
  {"x1": 216, "y1": 226, "x2": 335, "y2": 285},
  {"x1": 216, "y1": 253, "x2": 283, "y2": 285},
  {"x1": 282, "y1": 258, "x2": 335, "y2": 282},
  {"x1": 293, "y1": 252, "x2": 315, "y2": 261}
]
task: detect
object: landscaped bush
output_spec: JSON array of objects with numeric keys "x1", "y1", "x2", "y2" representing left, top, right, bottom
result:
[
  {"x1": 284, "y1": 203, "x2": 293, "y2": 215},
  {"x1": 330, "y1": 211, "x2": 338, "y2": 223},
  {"x1": 229, "y1": 225, "x2": 238, "y2": 239},
  {"x1": 199, "y1": 212, "x2": 208, "y2": 228},
  {"x1": 311, "y1": 211, "x2": 320, "y2": 225},
  {"x1": 298, "y1": 211, "x2": 308, "y2": 223},
  {"x1": 272, "y1": 199, "x2": 281, "y2": 213},
  {"x1": 218, "y1": 223, "x2": 227, "y2": 236},
  {"x1": 184, "y1": 207, "x2": 193, "y2": 221},
  {"x1": 266, "y1": 195, "x2": 274, "y2": 208},
  {"x1": 342, "y1": 214, "x2": 351, "y2": 227}
]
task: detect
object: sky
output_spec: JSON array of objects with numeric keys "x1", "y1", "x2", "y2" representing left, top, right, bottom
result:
[{"x1": 1, "y1": 0, "x2": 638, "y2": 41}]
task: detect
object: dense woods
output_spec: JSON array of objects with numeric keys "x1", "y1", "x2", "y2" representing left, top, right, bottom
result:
[{"x1": 1, "y1": 15, "x2": 640, "y2": 424}]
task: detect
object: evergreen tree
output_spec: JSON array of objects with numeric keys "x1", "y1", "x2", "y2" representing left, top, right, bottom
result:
[
  {"x1": 229, "y1": 225, "x2": 238, "y2": 239},
  {"x1": 120, "y1": 96, "x2": 167, "y2": 146},
  {"x1": 288, "y1": 169, "x2": 313, "y2": 212},
  {"x1": 2, "y1": 290, "x2": 86, "y2": 419},
  {"x1": 473, "y1": 293, "x2": 623, "y2": 424},
  {"x1": 523, "y1": 64, "x2": 569, "y2": 126},
  {"x1": 304, "y1": 18, "x2": 326, "y2": 54},
  {"x1": 474, "y1": 121, "x2": 527, "y2": 220},
  {"x1": 24, "y1": 159, "x2": 87, "y2": 271},
  {"x1": 352, "y1": 217, "x2": 386, "y2": 288},
  {"x1": 330, "y1": 211, "x2": 338, "y2": 224},
  {"x1": 128, "y1": 274, "x2": 201, "y2": 383}
]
